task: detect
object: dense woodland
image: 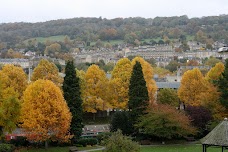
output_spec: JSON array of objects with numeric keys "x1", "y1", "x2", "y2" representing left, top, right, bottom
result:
[{"x1": 0, "y1": 15, "x2": 228, "y2": 49}]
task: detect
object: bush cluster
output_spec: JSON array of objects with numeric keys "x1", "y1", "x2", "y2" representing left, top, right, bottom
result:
[
  {"x1": 96, "y1": 132, "x2": 112, "y2": 144},
  {"x1": 0, "y1": 144, "x2": 15, "y2": 152},
  {"x1": 104, "y1": 130, "x2": 140, "y2": 152},
  {"x1": 49, "y1": 141, "x2": 71, "y2": 147},
  {"x1": 10, "y1": 136, "x2": 29, "y2": 147},
  {"x1": 77, "y1": 138, "x2": 98, "y2": 147}
]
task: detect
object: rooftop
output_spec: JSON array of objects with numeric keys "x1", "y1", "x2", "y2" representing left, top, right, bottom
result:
[{"x1": 201, "y1": 118, "x2": 228, "y2": 146}]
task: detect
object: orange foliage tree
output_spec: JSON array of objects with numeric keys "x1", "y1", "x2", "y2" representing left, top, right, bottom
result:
[
  {"x1": 0, "y1": 64, "x2": 27, "y2": 98},
  {"x1": 186, "y1": 60, "x2": 199, "y2": 66},
  {"x1": 5, "y1": 48, "x2": 24, "y2": 58},
  {"x1": 20, "y1": 80, "x2": 72, "y2": 146}
]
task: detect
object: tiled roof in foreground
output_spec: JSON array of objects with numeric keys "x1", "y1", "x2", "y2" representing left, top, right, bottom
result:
[{"x1": 201, "y1": 118, "x2": 228, "y2": 146}]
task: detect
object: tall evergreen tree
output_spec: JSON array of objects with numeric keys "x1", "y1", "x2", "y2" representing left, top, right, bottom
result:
[
  {"x1": 62, "y1": 61, "x2": 83, "y2": 141},
  {"x1": 128, "y1": 61, "x2": 149, "y2": 122},
  {"x1": 217, "y1": 59, "x2": 228, "y2": 109}
]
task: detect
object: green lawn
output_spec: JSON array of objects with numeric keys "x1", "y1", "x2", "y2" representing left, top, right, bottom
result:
[
  {"x1": 186, "y1": 35, "x2": 194, "y2": 41},
  {"x1": 142, "y1": 38, "x2": 162, "y2": 43},
  {"x1": 141, "y1": 144, "x2": 222, "y2": 152},
  {"x1": 103, "y1": 39, "x2": 124, "y2": 45},
  {"x1": 88, "y1": 145, "x2": 224, "y2": 152},
  {"x1": 24, "y1": 35, "x2": 195, "y2": 46},
  {"x1": 18, "y1": 144, "x2": 225, "y2": 152},
  {"x1": 24, "y1": 35, "x2": 66, "y2": 44}
]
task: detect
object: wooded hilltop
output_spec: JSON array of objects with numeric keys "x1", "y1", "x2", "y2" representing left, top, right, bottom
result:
[{"x1": 0, "y1": 15, "x2": 228, "y2": 48}]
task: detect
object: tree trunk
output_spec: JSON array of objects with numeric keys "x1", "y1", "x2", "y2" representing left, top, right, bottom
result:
[
  {"x1": 0, "y1": 126, "x2": 3, "y2": 143},
  {"x1": 45, "y1": 140, "x2": 48, "y2": 150},
  {"x1": 93, "y1": 113, "x2": 96, "y2": 121}
]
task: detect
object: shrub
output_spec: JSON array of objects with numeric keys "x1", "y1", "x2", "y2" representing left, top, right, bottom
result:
[
  {"x1": 185, "y1": 106, "x2": 212, "y2": 137},
  {"x1": 10, "y1": 136, "x2": 29, "y2": 147},
  {"x1": 86, "y1": 138, "x2": 98, "y2": 146},
  {"x1": 29, "y1": 141, "x2": 44, "y2": 148},
  {"x1": 0, "y1": 144, "x2": 15, "y2": 152},
  {"x1": 49, "y1": 140, "x2": 71, "y2": 147},
  {"x1": 77, "y1": 139, "x2": 87, "y2": 147},
  {"x1": 96, "y1": 132, "x2": 112, "y2": 144},
  {"x1": 185, "y1": 106, "x2": 212, "y2": 129},
  {"x1": 140, "y1": 140, "x2": 151, "y2": 145},
  {"x1": 77, "y1": 138, "x2": 98, "y2": 147},
  {"x1": 135, "y1": 104, "x2": 196, "y2": 139},
  {"x1": 74, "y1": 144, "x2": 83, "y2": 147},
  {"x1": 157, "y1": 88, "x2": 179, "y2": 107},
  {"x1": 104, "y1": 130, "x2": 140, "y2": 152}
]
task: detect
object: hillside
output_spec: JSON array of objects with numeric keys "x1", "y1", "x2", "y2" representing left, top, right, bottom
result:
[{"x1": 0, "y1": 15, "x2": 228, "y2": 48}]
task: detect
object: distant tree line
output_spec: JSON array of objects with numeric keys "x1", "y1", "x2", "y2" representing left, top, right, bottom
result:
[{"x1": 0, "y1": 15, "x2": 228, "y2": 48}]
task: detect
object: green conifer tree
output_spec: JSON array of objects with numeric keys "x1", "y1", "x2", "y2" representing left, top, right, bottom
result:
[
  {"x1": 62, "y1": 61, "x2": 83, "y2": 141},
  {"x1": 128, "y1": 61, "x2": 149, "y2": 122}
]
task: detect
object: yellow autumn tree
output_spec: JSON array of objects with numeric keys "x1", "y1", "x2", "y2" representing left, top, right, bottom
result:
[
  {"x1": 0, "y1": 82, "x2": 21, "y2": 135},
  {"x1": 109, "y1": 58, "x2": 132, "y2": 109},
  {"x1": 83, "y1": 65, "x2": 110, "y2": 116},
  {"x1": 76, "y1": 69, "x2": 86, "y2": 102},
  {"x1": 5, "y1": 48, "x2": 24, "y2": 58},
  {"x1": 200, "y1": 82, "x2": 226, "y2": 120},
  {"x1": 203, "y1": 62, "x2": 226, "y2": 120},
  {"x1": 205, "y1": 62, "x2": 224, "y2": 82},
  {"x1": 31, "y1": 59, "x2": 63, "y2": 87},
  {"x1": 178, "y1": 68, "x2": 208, "y2": 106},
  {"x1": 44, "y1": 43, "x2": 61, "y2": 57},
  {"x1": 20, "y1": 80, "x2": 72, "y2": 147},
  {"x1": 153, "y1": 67, "x2": 172, "y2": 78},
  {"x1": 0, "y1": 65, "x2": 25, "y2": 134},
  {"x1": 0, "y1": 87, "x2": 20, "y2": 134},
  {"x1": 0, "y1": 64, "x2": 27, "y2": 98},
  {"x1": 132, "y1": 57, "x2": 157, "y2": 103}
]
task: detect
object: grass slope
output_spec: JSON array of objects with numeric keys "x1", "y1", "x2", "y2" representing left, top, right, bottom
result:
[
  {"x1": 143, "y1": 35, "x2": 194, "y2": 44},
  {"x1": 24, "y1": 35, "x2": 66, "y2": 44},
  {"x1": 141, "y1": 145, "x2": 221, "y2": 152},
  {"x1": 24, "y1": 34, "x2": 194, "y2": 46}
]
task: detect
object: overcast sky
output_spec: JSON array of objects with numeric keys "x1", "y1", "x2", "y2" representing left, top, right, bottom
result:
[{"x1": 0, "y1": 0, "x2": 228, "y2": 23}]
